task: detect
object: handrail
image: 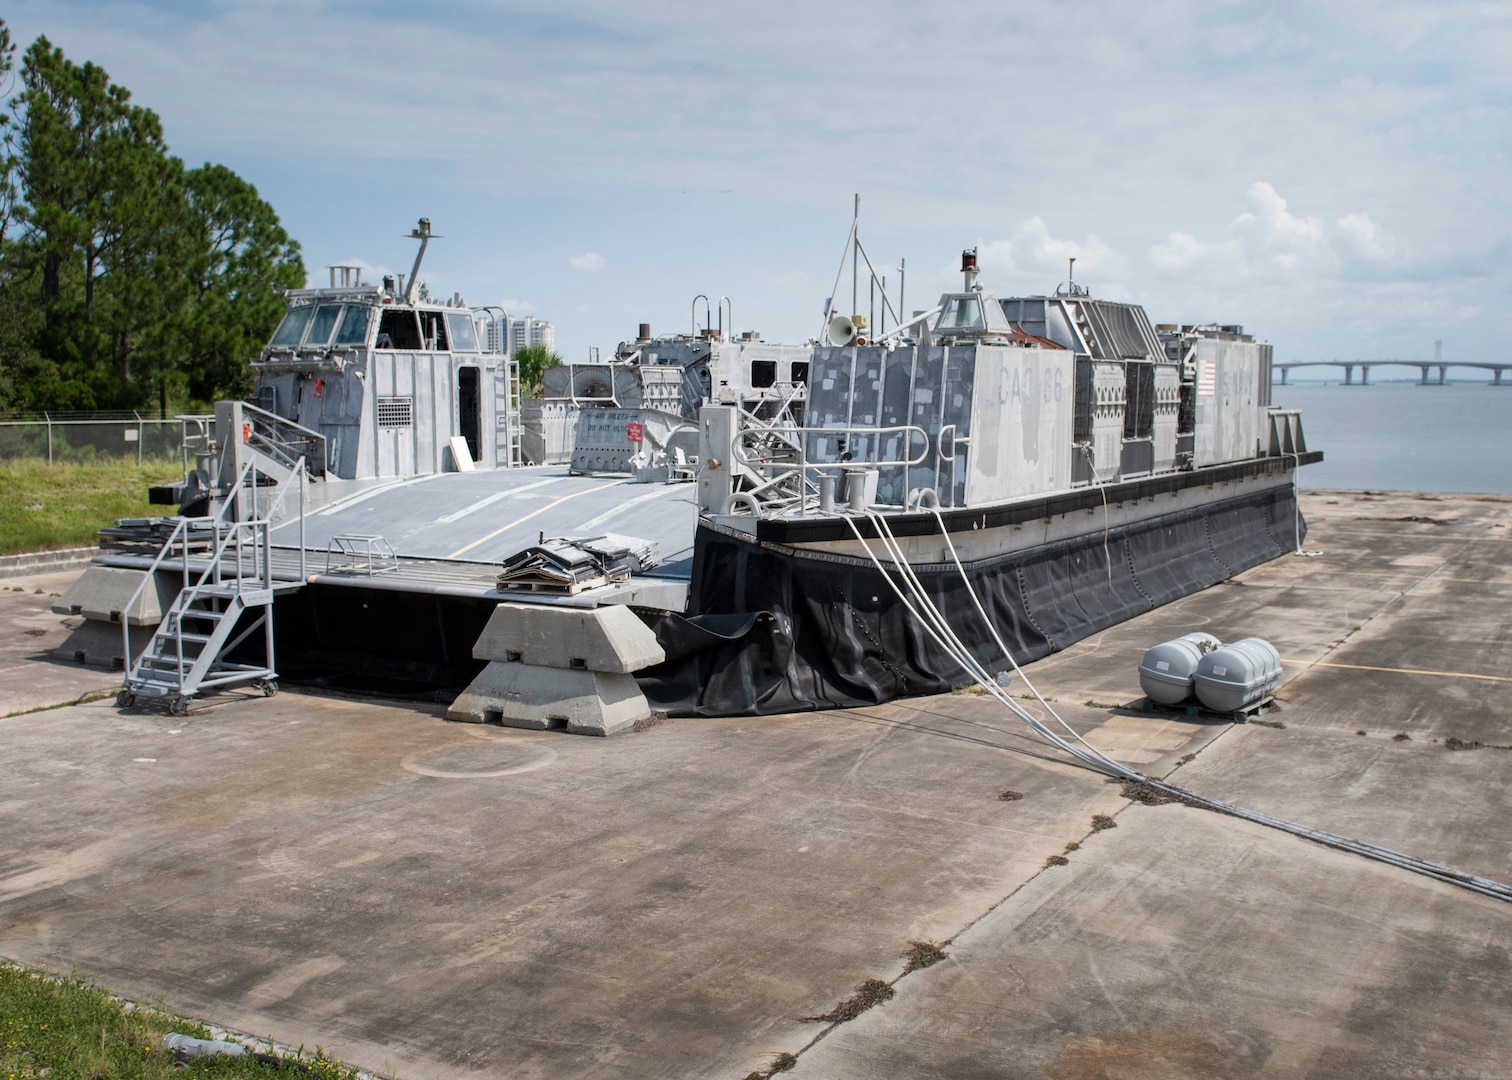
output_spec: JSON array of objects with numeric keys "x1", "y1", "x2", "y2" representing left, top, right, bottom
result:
[
  {"x1": 733, "y1": 423, "x2": 930, "y2": 471},
  {"x1": 261, "y1": 454, "x2": 309, "y2": 580},
  {"x1": 238, "y1": 400, "x2": 328, "y2": 474},
  {"x1": 142, "y1": 467, "x2": 277, "y2": 690},
  {"x1": 120, "y1": 461, "x2": 254, "y2": 681},
  {"x1": 726, "y1": 422, "x2": 932, "y2": 519},
  {"x1": 261, "y1": 454, "x2": 307, "y2": 522}
]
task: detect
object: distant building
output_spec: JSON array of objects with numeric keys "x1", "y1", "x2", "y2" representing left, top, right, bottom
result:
[{"x1": 504, "y1": 316, "x2": 554, "y2": 356}]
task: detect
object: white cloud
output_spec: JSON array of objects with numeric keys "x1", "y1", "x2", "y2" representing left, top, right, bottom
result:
[
  {"x1": 1235, "y1": 182, "x2": 1324, "y2": 247},
  {"x1": 570, "y1": 252, "x2": 607, "y2": 273},
  {"x1": 1149, "y1": 231, "x2": 1202, "y2": 271},
  {"x1": 306, "y1": 256, "x2": 395, "y2": 289},
  {"x1": 1148, "y1": 182, "x2": 1387, "y2": 282},
  {"x1": 1333, "y1": 212, "x2": 1397, "y2": 264},
  {"x1": 972, "y1": 218, "x2": 1124, "y2": 293}
]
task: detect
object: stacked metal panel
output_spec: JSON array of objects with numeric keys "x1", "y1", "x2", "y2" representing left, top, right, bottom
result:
[
  {"x1": 1192, "y1": 336, "x2": 1263, "y2": 467},
  {"x1": 805, "y1": 343, "x2": 1075, "y2": 509},
  {"x1": 806, "y1": 344, "x2": 974, "y2": 508},
  {"x1": 1153, "y1": 364, "x2": 1183, "y2": 471}
]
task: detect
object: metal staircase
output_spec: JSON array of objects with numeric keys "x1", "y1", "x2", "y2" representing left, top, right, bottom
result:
[{"x1": 118, "y1": 453, "x2": 308, "y2": 715}]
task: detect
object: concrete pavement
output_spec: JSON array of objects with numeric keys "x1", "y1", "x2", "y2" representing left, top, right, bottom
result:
[{"x1": 1, "y1": 489, "x2": 1508, "y2": 1079}]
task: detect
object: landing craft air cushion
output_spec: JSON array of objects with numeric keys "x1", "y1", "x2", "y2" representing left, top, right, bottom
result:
[{"x1": 55, "y1": 217, "x2": 1318, "y2": 724}]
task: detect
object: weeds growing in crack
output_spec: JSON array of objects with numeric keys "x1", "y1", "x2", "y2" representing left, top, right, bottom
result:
[
  {"x1": 1445, "y1": 737, "x2": 1512, "y2": 751},
  {"x1": 801, "y1": 979, "x2": 895, "y2": 1024},
  {"x1": 1090, "y1": 814, "x2": 1117, "y2": 831},
  {"x1": 902, "y1": 941, "x2": 947, "y2": 974},
  {"x1": 743, "y1": 1051, "x2": 798, "y2": 1079},
  {"x1": 1108, "y1": 777, "x2": 1199, "y2": 807}
]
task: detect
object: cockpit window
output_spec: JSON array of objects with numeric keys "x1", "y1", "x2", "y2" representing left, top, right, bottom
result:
[
  {"x1": 984, "y1": 298, "x2": 1012, "y2": 333},
  {"x1": 418, "y1": 311, "x2": 449, "y2": 351},
  {"x1": 377, "y1": 309, "x2": 422, "y2": 350},
  {"x1": 936, "y1": 295, "x2": 984, "y2": 332},
  {"x1": 446, "y1": 312, "x2": 479, "y2": 352},
  {"x1": 334, "y1": 305, "x2": 372, "y2": 347},
  {"x1": 269, "y1": 306, "x2": 312, "y2": 347},
  {"x1": 305, "y1": 304, "x2": 342, "y2": 348}
]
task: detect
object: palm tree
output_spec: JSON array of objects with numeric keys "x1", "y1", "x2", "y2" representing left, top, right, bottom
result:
[{"x1": 510, "y1": 343, "x2": 560, "y2": 396}]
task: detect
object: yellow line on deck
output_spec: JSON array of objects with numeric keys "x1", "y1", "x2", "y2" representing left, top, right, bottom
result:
[
  {"x1": 1281, "y1": 658, "x2": 1512, "y2": 683},
  {"x1": 446, "y1": 480, "x2": 628, "y2": 559}
]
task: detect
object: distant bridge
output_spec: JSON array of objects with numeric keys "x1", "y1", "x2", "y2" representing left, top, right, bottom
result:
[{"x1": 1273, "y1": 361, "x2": 1509, "y2": 386}]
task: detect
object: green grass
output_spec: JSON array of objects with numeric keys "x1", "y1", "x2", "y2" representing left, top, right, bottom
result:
[
  {"x1": 0, "y1": 962, "x2": 365, "y2": 1080},
  {"x1": 0, "y1": 458, "x2": 179, "y2": 556}
]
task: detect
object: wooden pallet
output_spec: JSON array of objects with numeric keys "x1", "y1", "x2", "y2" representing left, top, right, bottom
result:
[
  {"x1": 498, "y1": 575, "x2": 609, "y2": 595},
  {"x1": 1141, "y1": 695, "x2": 1275, "y2": 724}
]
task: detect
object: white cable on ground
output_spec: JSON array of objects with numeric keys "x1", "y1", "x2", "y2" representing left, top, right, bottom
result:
[
  {"x1": 841, "y1": 510, "x2": 1512, "y2": 905},
  {"x1": 845, "y1": 514, "x2": 1135, "y2": 779}
]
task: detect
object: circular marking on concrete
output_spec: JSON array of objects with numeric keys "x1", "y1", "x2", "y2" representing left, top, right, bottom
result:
[{"x1": 400, "y1": 737, "x2": 557, "y2": 779}]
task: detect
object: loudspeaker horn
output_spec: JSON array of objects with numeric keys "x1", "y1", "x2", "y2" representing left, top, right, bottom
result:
[{"x1": 828, "y1": 314, "x2": 857, "y2": 346}]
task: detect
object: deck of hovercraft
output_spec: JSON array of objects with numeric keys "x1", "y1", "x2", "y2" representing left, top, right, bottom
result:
[{"x1": 100, "y1": 465, "x2": 701, "y2": 608}]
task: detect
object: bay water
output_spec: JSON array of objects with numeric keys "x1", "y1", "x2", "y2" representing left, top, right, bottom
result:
[{"x1": 1269, "y1": 383, "x2": 1512, "y2": 495}]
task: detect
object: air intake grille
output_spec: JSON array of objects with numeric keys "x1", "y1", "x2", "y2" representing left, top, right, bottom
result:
[{"x1": 377, "y1": 396, "x2": 413, "y2": 428}]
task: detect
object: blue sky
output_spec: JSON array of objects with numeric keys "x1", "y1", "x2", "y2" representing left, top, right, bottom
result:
[{"x1": 8, "y1": 1, "x2": 1510, "y2": 369}]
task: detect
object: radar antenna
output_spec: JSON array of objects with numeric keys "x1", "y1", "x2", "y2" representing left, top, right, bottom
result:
[{"x1": 404, "y1": 218, "x2": 443, "y2": 304}]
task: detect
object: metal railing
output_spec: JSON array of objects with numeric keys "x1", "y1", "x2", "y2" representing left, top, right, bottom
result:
[
  {"x1": 235, "y1": 401, "x2": 329, "y2": 477},
  {"x1": 118, "y1": 456, "x2": 306, "y2": 705},
  {"x1": 325, "y1": 534, "x2": 398, "y2": 576},
  {"x1": 729, "y1": 420, "x2": 931, "y2": 517},
  {"x1": 0, "y1": 412, "x2": 209, "y2": 464},
  {"x1": 120, "y1": 461, "x2": 259, "y2": 675}
]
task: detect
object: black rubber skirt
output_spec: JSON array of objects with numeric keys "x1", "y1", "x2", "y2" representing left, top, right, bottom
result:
[{"x1": 638, "y1": 483, "x2": 1304, "y2": 716}]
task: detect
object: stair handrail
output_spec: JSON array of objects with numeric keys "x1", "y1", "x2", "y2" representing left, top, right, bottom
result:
[
  {"x1": 149, "y1": 504, "x2": 263, "y2": 688},
  {"x1": 260, "y1": 454, "x2": 308, "y2": 580},
  {"x1": 120, "y1": 461, "x2": 255, "y2": 690},
  {"x1": 238, "y1": 400, "x2": 328, "y2": 476}
]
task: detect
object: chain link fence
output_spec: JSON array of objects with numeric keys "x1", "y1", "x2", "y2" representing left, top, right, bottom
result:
[{"x1": 0, "y1": 412, "x2": 213, "y2": 465}]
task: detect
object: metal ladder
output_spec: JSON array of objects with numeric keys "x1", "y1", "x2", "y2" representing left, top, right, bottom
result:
[
  {"x1": 117, "y1": 456, "x2": 306, "y2": 715},
  {"x1": 495, "y1": 357, "x2": 524, "y2": 467}
]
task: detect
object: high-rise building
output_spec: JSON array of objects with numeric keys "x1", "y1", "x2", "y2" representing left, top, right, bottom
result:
[
  {"x1": 503, "y1": 316, "x2": 554, "y2": 356},
  {"x1": 530, "y1": 320, "x2": 555, "y2": 354}
]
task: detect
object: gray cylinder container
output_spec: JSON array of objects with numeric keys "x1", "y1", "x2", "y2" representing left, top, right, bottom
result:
[
  {"x1": 1193, "y1": 637, "x2": 1282, "y2": 713},
  {"x1": 1138, "y1": 632, "x2": 1223, "y2": 705}
]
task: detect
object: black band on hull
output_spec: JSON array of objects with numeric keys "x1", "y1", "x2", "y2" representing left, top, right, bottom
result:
[
  {"x1": 638, "y1": 482, "x2": 1305, "y2": 717},
  {"x1": 754, "y1": 451, "x2": 1322, "y2": 545}
]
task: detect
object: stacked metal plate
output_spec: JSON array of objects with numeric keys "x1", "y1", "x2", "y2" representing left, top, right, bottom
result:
[{"x1": 497, "y1": 533, "x2": 659, "y2": 594}]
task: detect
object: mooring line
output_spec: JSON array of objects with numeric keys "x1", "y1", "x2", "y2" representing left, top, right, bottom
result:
[{"x1": 841, "y1": 509, "x2": 1512, "y2": 905}]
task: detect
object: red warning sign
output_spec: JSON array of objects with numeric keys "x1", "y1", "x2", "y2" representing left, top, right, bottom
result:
[{"x1": 626, "y1": 421, "x2": 644, "y2": 443}]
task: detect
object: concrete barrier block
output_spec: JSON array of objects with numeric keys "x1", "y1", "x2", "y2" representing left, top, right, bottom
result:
[
  {"x1": 446, "y1": 661, "x2": 648, "y2": 736},
  {"x1": 51, "y1": 619, "x2": 147, "y2": 670},
  {"x1": 471, "y1": 602, "x2": 665, "y2": 673},
  {"x1": 51, "y1": 566, "x2": 177, "y2": 627}
]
